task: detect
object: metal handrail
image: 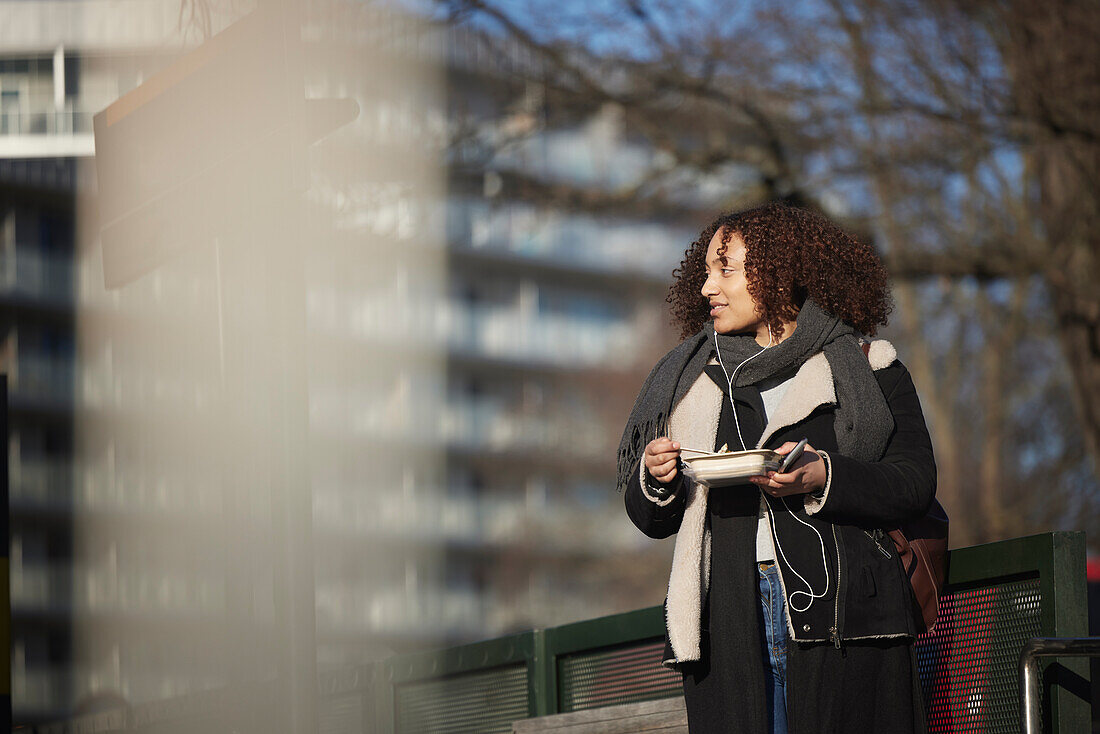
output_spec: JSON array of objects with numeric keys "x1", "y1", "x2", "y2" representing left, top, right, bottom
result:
[{"x1": 1018, "y1": 636, "x2": 1100, "y2": 734}]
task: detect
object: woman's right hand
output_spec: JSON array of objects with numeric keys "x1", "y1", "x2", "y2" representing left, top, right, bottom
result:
[{"x1": 644, "y1": 437, "x2": 682, "y2": 484}]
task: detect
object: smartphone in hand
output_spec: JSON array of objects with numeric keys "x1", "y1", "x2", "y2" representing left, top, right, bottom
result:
[{"x1": 778, "y1": 438, "x2": 809, "y2": 473}]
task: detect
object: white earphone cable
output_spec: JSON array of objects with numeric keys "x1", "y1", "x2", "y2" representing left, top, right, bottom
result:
[
  {"x1": 712, "y1": 328, "x2": 831, "y2": 613},
  {"x1": 764, "y1": 496, "x2": 831, "y2": 612},
  {"x1": 712, "y1": 330, "x2": 771, "y2": 452}
]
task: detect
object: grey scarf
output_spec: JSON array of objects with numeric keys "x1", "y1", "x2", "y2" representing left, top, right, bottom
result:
[{"x1": 616, "y1": 300, "x2": 894, "y2": 492}]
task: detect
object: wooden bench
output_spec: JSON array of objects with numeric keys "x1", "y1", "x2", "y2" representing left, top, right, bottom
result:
[{"x1": 513, "y1": 697, "x2": 688, "y2": 734}]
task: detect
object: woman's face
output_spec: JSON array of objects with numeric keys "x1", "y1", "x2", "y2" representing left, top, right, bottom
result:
[{"x1": 700, "y1": 228, "x2": 769, "y2": 339}]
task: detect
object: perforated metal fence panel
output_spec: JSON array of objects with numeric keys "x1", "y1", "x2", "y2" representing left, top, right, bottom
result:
[
  {"x1": 395, "y1": 663, "x2": 529, "y2": 733},
  {"x1": 318, "y1": 692, "x2": 363, "y2": 734},
  {"x1": 917, "y1": 577, "x2": 1042, "y2": 733},
  {"x1": 557, "y1": 638, "x2": 682, "y2": 712},
  {"x1": 318, "y1": 665, "x2": 377, "y2": 734}
]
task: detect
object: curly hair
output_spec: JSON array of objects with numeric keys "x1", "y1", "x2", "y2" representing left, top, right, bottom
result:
[{"x1": 667, "y1": 201, "x2": 893, "y2": 339}]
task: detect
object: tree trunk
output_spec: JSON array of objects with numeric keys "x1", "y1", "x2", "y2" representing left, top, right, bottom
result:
[{"x1": 1004, "y1": 0, "x2": 1100, "y2": 470}]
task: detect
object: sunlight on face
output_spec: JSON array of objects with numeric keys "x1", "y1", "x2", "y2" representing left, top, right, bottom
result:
[{"x1": 700, "y1": 229, "x2": 768, "y2": 341}]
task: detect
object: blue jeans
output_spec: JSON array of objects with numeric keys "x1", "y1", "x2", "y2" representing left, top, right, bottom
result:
[{"x1": 759, "y1": 561, "x2": 789, "y2": 734}]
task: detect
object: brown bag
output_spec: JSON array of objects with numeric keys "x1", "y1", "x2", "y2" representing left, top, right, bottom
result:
[
  {"x1": 886, "y1": 501, "x2": 949, "y2": 633},
  {"x1": 861, "y1": 341, "x2": 949, "y2": 634}
]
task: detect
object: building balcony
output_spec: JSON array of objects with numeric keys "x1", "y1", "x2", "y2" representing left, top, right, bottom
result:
[
  {"x1": 314, "y1": 586, "x2": 484, "y2": 639},
  {"x1": 0, "y1": 0, "x2": 192, "y2": 52},
  {"x1": 313, "y1": 485, "x2": 635, "y2": 555},
  {"x1": 0, "y1": 110, "x2": 95, "y2": 158},
  {"x1": 11, "y1": 458, "x2": 224, "y2": 519},
  {"x1": 443, "y1": 197, "x2": 688, "y2": 280},
  {"x1": 314, "y1": 488, "x2": 530, "y2": 547},
  {"x1": 11, "y1": 561, "x2": 226, "y2": 616},
  {"x1": 8, "y1": 458, "x2": 73, "y2": 510},
  {"x1": 0, "y1": 246, "x2": 75, "y2": 305},
  {"x1": 308, "y1": 389, "x2": 612, "y2": 459},
  {"x1": 309, "y1": 290, "x2": 641, "y2": 369},
  {"x1": 7, "y1": 353, "x2": 75, "y2": 407},
  {"x1": 12, "y1": 666, "x2": 71, "y2": 716},
  {"x1": 0, "y1": 109, "x2": 93, "y2": 137}
]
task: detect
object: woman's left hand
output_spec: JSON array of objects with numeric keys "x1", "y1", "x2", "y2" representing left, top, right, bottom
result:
[{"x1": 749, "y1": 441, "x2": 826, "y2": 497}]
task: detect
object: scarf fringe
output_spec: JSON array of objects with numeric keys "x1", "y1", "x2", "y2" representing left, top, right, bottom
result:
[{"x1": 616, "y1": 413, "x2": 665, "y2": 493}]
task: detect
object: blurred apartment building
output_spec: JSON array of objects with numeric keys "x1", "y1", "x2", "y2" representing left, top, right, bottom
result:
[
  {"x1": 1, "y1": 0, "x2": 206, "y2": 722},
  {"x1": 0, "y1": 0, "x2": 701, "y2": 724}
]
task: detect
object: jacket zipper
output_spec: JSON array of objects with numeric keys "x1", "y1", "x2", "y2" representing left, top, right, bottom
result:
[
  {"x1": 865, "y1": 528, "x2": 891, "y2": 558},
  {"x1": 767, "y1": 497, "x2": 844, "y2": 646},
  {"x1": 829, "y1": 524, "x2": 842, "y2": 648}
]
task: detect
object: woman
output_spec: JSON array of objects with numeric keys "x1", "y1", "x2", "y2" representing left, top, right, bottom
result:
[{"x1": 617, "y1": 201, "x2": 935, "y2": 734}]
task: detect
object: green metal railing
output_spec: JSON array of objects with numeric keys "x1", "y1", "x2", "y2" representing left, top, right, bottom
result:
[
  {"x1": 37, "y1": 531, "x2": 1091, "y2": 734},
  {"x1": 360, "y1": 531, "x2": 1090, "y2": 734}
]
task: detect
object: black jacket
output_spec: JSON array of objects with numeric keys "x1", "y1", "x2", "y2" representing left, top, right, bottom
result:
[{"x1": 624, "y1": 351, "x2": 935, "y2": 733}]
